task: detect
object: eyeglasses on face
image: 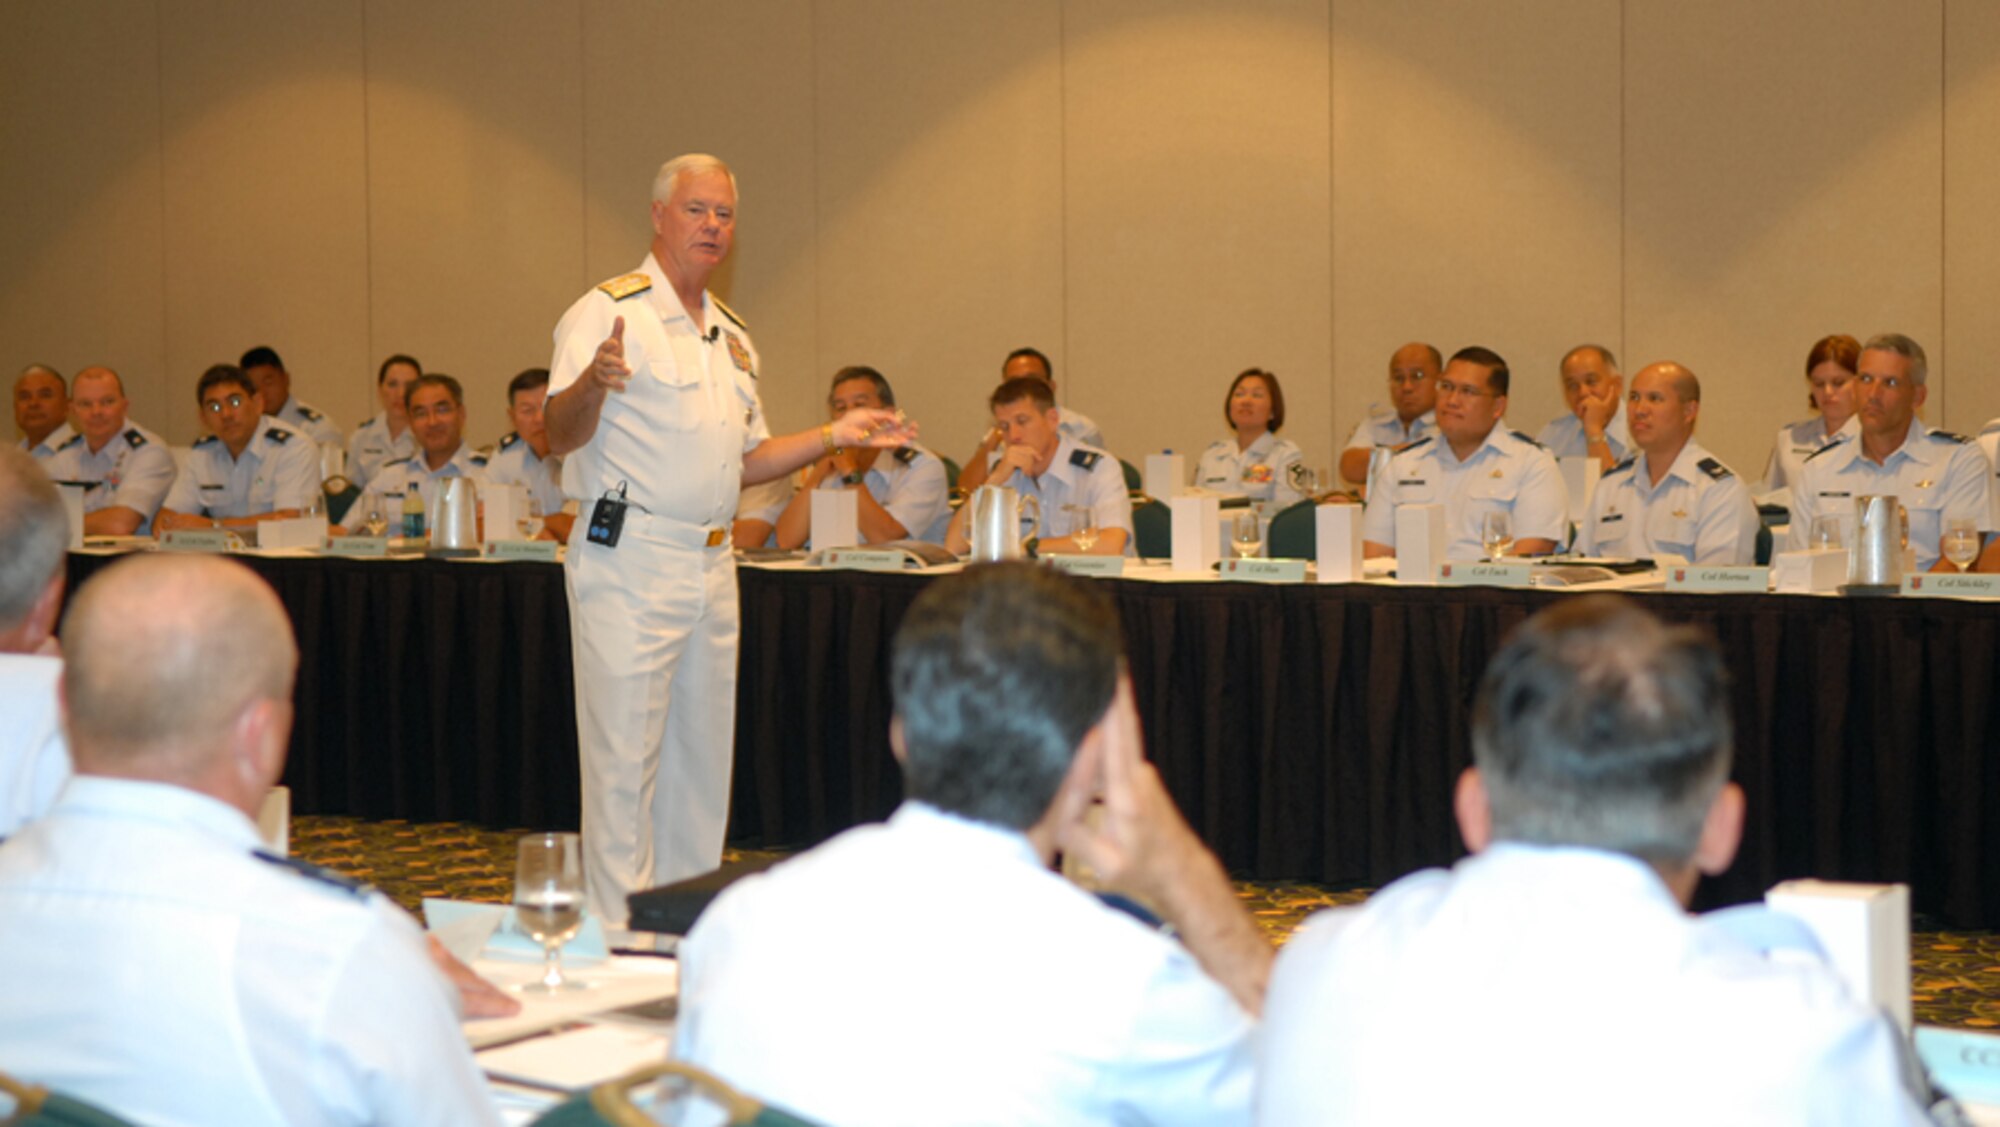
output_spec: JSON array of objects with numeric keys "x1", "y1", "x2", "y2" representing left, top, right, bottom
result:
[
  {"x1": 202, "y1": 394, "x2": 248, "y2": 414},
  {"x1": 1436, "y1": 379, "x2": 1494, "y2": 400}
]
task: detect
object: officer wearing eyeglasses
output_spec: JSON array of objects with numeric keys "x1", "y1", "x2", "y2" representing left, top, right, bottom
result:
[
  {"x1": 1362, "y1": 346, "x2": 1569, "y2": 563},
  {"x1": 155, "y1": 364, "x2": 322, "y2": 535}
]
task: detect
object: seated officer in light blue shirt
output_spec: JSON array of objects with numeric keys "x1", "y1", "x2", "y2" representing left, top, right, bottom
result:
[
  {"x1": 1339, "y1": 342, "x2": 1441, "y2": 490},
  {"x1": 344, "y1": 373, "x2": 490, "y2": 531},
  {"x1": 773, "y1": 366, "x2": 949, "y2": 548},
  {"x1": 1536, "y1": 343, "x2": 1631, "y2": 474},
  {"x1": 483, "y1": 367, "x2": 576, "y2": 544},
  {"x1": 41, "y1": 366, "x2": 176, "y2": 537},
  {"x1": 945, "y1": 376, "x2": 1133, "y2": 557},
  {"x1": 956, "y1": 347, "x2": 1106, "y2": 493},
  {"x1": 155, "y1": 365, "x2": 322, "y2": 535},
  {"x1": 1576, "y1": 362, "x2": 1759, "y2": 566}
]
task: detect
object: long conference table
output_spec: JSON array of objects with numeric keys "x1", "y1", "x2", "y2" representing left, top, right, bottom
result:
[{"x1": 64, "y1": 550, "x2": 2000, "y2": 926}]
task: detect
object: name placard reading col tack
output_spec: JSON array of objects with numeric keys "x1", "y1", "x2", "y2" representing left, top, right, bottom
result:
[
  {"x1": 1903, "y1": 573, "x2": 2000, "y2": 599},
  {"x1": 484, "y1": 540, "x2": 560, "y2": 563},
  {"x1": 1219, "y1": 558, "x2": 1307, "y2": 583},
  {"x1": 161, "y1": 529, "x2": 233, "y2": 553},
  {"x1": 1045, "y1": 554, "x2": 1125, "y2": 578},
  {"x1": 326, "y1": 536, "x2": 389, "y2": 558},
  {"x1": 1666, "y1": 566, "x2": 1771, "y2": 594},
  {"x1": 820, "y1": 547, "x2": 905, "y2": 573},
  {"x1": 1436, "y1": 561, "x2": 1533, "y2": 588}
]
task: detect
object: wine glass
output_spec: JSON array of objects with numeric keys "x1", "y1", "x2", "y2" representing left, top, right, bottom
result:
[
  {"x1": 1068, "y1": 506, "x2": 1099, "y2": 553},
  {"x1": 1481, "y1": 511, "x2": 1513, "y2": 560},
  {"x1": 1232, "y1": 511, "x2": 1264, "y2": 559},
  {"x1": 1943, "y1": 517, "x2": 1981, "y2": 573},
  {"x1": 513, "y1": 832, "x2": 587, "y2": 993},
  {"x1": 1810, "y1": 515, "x2": 1843, "y2": 551},
  {"x1": 358, "y1": 496, "x2": 389, "y2": 539}
]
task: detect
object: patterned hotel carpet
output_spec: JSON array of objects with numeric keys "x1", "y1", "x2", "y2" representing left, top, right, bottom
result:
[{"x1": 296, "y1": 815, "x2": 2000, "y2": 1030}]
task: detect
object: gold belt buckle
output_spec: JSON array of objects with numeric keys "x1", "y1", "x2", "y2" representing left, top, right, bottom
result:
[{"x1": 704, "y1": 528, "x2": 727, "y2": 548}]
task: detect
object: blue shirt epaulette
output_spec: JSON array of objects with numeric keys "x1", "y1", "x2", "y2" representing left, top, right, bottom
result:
[
  {"x1": 1509, "y1": 429, "x2": 1546, "y2": 449},
  {"x1": 1802, "y1": 437, "x2": 1848, "y2": 463},
  {"x1": 892, "y1": 446, "x2": 919, "y2": 465},
  {"x1": 470, "y1": 453, "x2": 489, "y2": 467},
  {"x1": 1605, "y1": 455, "x2": 1638, "y2": 477},
  {"x1": 298, "y1": 404, "x2": 325, "y2": 422},
  {"x1": 1070, "y1": 449, "x2": 1104, "y2": 470},
  {"x1": 56, "y1": 432, "x2": 84, "y2": 452},
  {"x1": 596, "y1": 272, "x2": 651, "y2": 301},
  {"x1": 384, "y1": 456, "x2": 413, "y2": 468},
  {"x1": 498, "y1": 432, "x2": 521, "y2": 451},
  {"x1": 1401, "y1": 435, "x2": 1434, "y2": 453},
  {"x1": 266, "y1": 427, "x2": 295, "y2": 445},
  {"x1": 1697, "y1": 456, "x2": 1733, "y2": 480},
  {"x1": 252, "y1": 850, "x2": 373, "y2": 899},
  {"x1": 193, "y1": 434, "x2": 219, "y2": 448},
  {"x1": 1930, "y1": 428, "x2": 1970, "y2": 444},
  {"x1": 125, "y1": 429, "x2": 147, "y2": 448},
  {"x1": 715, "y1": 296, "x2": 749, "y2": 331}
]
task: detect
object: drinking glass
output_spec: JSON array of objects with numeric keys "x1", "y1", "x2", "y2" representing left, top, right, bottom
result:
[
  {"x1": 1232, "y1": 511, "x2": 1264, "y2": 559},
  {"x1": 513, "y1": 832, "x2": 587, "y2": 993},
  {"x1": 519, "y1": 495, "x2": 545, "y2": 541},
  {"x1": 358, "y1": 497, "x2": 389, "y2": 539},
  {"x1": 1810, "y1": 515, "x2": 1843, "y2": 551},
  {"x1": 1068, "y1": 506, "x2": 1099, "y2": 553},
  {"x1": 1481, "y1": 511, "x2": 1513, "y2": 560},
  {"x1": 1943, "y1": 518, "x2": 1981, "y2": 573}
]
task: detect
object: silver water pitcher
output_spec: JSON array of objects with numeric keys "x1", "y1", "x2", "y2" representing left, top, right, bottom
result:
[
  {"x1": 1846, "y1": 494, "x2": 1907, "y2": 594},
  {"x1": 431, "y1": 476, "x2": 482, "y2": 556},
  {"x1": 968, "y1": 484, "x2": 1041, "y2": 562}
]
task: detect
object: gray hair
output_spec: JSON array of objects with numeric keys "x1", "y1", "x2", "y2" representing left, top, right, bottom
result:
[
  {"x1": 1862, "y1": 333, "x2": 1929, "y2": 386},
  {"x1": 0, "y1": 448, "x2": 68, "y2": 634},
  {"x1": 1561, "y1": 344, "x2": 1620, "y2": 375},
  {"x1": 1474, "y1": 595, "x2": 1732, "y2": 865},
  {"x1": 651, "y1": 153, "x2": 738, "y2": 204}
]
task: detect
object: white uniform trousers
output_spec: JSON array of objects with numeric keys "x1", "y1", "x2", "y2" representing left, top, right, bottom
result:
[{"x1": 564, "y1": 511, "x2": 738, "y2": 926}]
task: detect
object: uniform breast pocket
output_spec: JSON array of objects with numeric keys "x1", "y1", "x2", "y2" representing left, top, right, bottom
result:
[
  {"x1": 1649, "y1": 510, "x2": 1695, "y2": 551},
  {"x1": 1904, "y1": 485, "x2": 1946, "y2": 552},
  {"x1": 1465, "y1": 478, "x2": 1520, "y2": 516},
  {"x1": 1591, "y1": 511, "x2": 1632, "y2": 553},
  {"x1": 641, "y1": 357, "x2": 708, "y2": 432}
]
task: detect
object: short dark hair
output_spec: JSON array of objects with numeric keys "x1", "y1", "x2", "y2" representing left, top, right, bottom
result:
[
  {"x1": 508, "y1": 367, "x2": 551, "y2": 400},
  {"x1": 238, "y1": 346, "x2": 285, "y2": 371},
  {"x1": 1473, "y1": 595, "x2": 1731, "y2": 865},
  {"x1": 195, "y1": 364, "x2": 257, "y2": 404},
  {"x1": 378, "y1": 353, "x2": 423, "y2": 385},
  {"x1": 990, "y1": 376, "x2": 1056, "y2": 414},
  {"x1": 405, "y1": 373, "x2": 463, "y2": 410},
  {"x1": 891, "y1": 562, "x2": 1122, "y2": 829},
  {"x1": 829, "y1": 365, "x2": 895, "y2": 408},
  {"x1": 1004, "y1": 347, "x2": 1053, "y2": 383},
  {"x1": 1224, "y1": 368, "x2": 1286, "y2": 433},
  {"x1": 1449, "y1": 346, "x2": 1511, "y2": 396}
]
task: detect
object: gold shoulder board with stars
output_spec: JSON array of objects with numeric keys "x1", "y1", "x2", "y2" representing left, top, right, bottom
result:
[
  {"x1": 597, "y1": 273, "x2": 652, "y2": 301},
  {"x1": 715, "y1": 296, "x2": 749, "y2": 331}
]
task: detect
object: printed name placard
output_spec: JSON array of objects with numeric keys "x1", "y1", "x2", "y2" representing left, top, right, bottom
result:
[
  {"x1": 327, "y1": 536, "x2": 389, "y2": 558},
  {"x1": 162, "y1": 529, "x2": 233, "y2": 553},
  {"x1": 484, "y1": 540, "x2": 560, "y2": 563},
  {"x1": 821, "y1": 548, "x2": 905, "y2": 573},
  {"x1": 1219, "y1": 558, "x2": 1307, "y2": 583},
  {"x1": 1666, "y1": 566, "x2": 1770, "y2": 593},
  {"x1": 1436, "y1": 561, "x2": 1533, "y2": 588},
  {"x1": 1902, "y1": 572, "x2": 2000, "y2": 598},
  {"x1": 1045, "y1": 554, "x2": 1125, "y2": 578}
]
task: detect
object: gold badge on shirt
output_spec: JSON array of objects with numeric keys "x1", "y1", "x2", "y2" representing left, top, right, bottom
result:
[{"x1": 724, "y1": 330, "x2": 753, "y2": 375}]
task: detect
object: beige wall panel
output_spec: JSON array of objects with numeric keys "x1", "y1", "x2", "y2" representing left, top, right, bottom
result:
[
  {"x1": 1946, "y1": 0, "x2": 2000, "y2": 436},
  {"x1": 0, "y1": 5, "x2": 170, "y2": 432},
  {"x1": 157, "y1": 1, "x2": 371, "y2": 445},
  {"x1": 580, "y1": 0, "x2": 820, "y2": 437},
  {"x1": 1065, "y1": 0, "x2": 1333, "y2": 471},
  {"x1": 1331, "y1": 1, "x2": 1621, "y2": 463},
  {"x1": 1625, "y1": 0, "x2": 1943, "y2": 479},
  {"x1": 365, "y1": 1, "x2": 585, "y2": 432},
  {"x1": 811, "y1": 0, "x2": 1065, "y2": 455}
]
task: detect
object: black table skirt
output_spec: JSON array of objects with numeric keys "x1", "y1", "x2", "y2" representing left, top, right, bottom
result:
[{"x1": 64, "y1": 554, "x2": 2000, "y2": 925}]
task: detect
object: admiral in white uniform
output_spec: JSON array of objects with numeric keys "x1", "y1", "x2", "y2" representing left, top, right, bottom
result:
[
  {"x1": 1575, "y1": 363, "x2": 1758, "y2": 565},
  {"x1": 157, "y1": 366, "x2": 322, "y2": 528},
  {"x1": 1364, "y1": 347, "x2": 1569, "y2": 561},
  {"x1": 544, "y1": 155, "x2": 912, "y2": 925},
  {"x1": 42, "y1": 366, "x2": 176, "y2": 536},
  {"x1": 1785, "y1": 334, "x2": 1991, "y2": 570}
]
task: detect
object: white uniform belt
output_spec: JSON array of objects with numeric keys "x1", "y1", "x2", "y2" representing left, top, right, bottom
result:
[{"x1": 628, "y1": 506, "x2": 730, "y2": 549}]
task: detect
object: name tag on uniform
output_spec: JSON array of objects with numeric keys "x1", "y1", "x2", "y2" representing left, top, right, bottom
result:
[
  {"x1": 1437, "y1": 561, "x2": 1533, "y2": 587},
  {"x1": 1046, "y1": 554, "x2": 1124, "y2": 578},
  {"x1": 1219, "y1": 558, "x2": 1306, "y2": 583},
  {"x1": 1666, "y1": 566, "x2": 1770, "y2": 593},
  {"x1": 163, "y1": 529, "x2": 233, "y2": 553},
  {"x1": 1903, "y1": 573, "x2": 2000, "y2": 598}
]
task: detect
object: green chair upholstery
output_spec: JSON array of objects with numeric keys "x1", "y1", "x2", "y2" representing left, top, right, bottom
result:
[
  {"x1": 1131, "y1": 498, "x2": 1172, "y2": 560},
  {"x1": 1120, "y1": 459, "x2": 1142, "y2": 492},
  {"x1": 529, "y1": 1061, "x2": 823, "y2": 1127},
  {"x1": 0, "y1": 1074, "x2": 139, "y2": 1127},
  {"x1": 1265, "y1": 499, "x2": 1320, "y2": 560},
  {"x1": 939, "y1": 455, "x2": 962, "y2": 489},
  {"x1": 323, "y1": 477, "x2": 362, "y2": 525},
  {"x1": 1755, "y1": 522, "x2": 1774, "y2": 567}
]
